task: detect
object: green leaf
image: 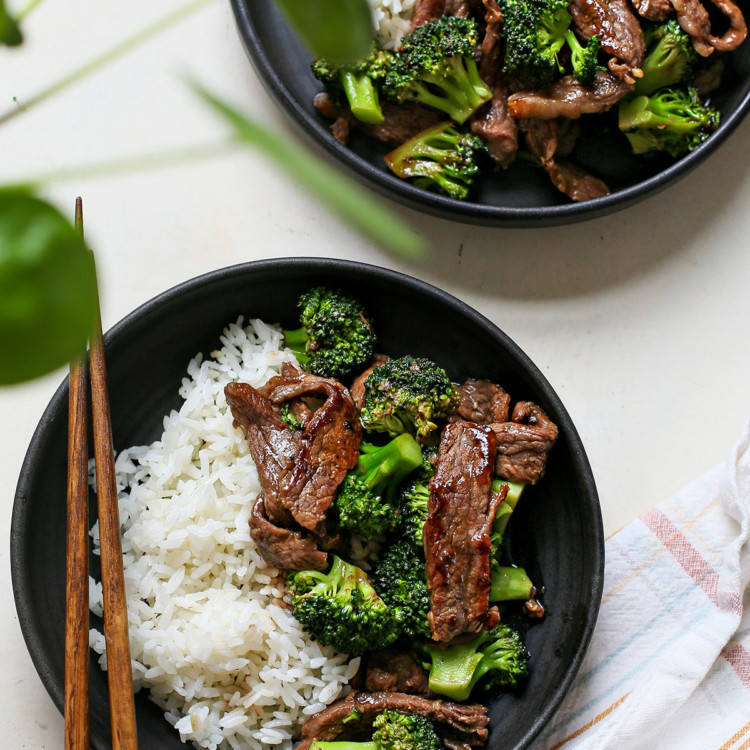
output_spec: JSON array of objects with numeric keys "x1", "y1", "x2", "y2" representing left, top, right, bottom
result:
[
  {"x1": 0, "y1": 190, "x2": 97, "y2": 385},
  {"x1": 190, "y1": 82, "x2": 425, "y2": 260},
  {"x1": 272, "y1": 0, "x2": 373, "y2": 65},
  {"x1": 0, "y1": 0, "x2": 22, "y2": 46}
]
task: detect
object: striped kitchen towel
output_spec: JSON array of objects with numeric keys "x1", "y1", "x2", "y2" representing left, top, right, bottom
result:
[{"x1": 531, "y1": 417, "x2": 750, "y2": 750}]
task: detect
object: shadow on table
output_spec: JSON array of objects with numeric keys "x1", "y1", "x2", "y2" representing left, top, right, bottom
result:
[{"x1": 395, "y1": 116, "x2": 750, "y2": 302}]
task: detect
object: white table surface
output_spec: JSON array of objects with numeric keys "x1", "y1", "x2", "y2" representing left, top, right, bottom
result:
[{"x1": 2, "y1": 0, "x2": 749, "y2": 747}]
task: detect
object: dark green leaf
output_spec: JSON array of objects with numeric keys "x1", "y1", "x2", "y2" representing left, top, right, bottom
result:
[
  {"x1": 190, "y1": 82, "x2": 425, "y2": 260},
  {"x1": 0, "y1": 190, "x2": 97, "y2": 385},
  {"x1": 272, "y1": 0, "x2": 373, "y2": 65},
  {"x1": 0, "y1": 0, "x2": 22, "y2": 46}
]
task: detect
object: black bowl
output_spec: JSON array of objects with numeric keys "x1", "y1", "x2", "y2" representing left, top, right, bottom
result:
[
  {"x1": 11, "y1": 258, "x2": 603, "y2": 749},
  {"x1": 230, "y1": 0, "x2": 750, "y2": 227}
]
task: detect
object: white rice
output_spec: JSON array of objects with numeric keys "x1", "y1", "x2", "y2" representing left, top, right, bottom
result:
[
  {"x1": 368, "y1": 0, "x2": 417, "y2": 49},
  {"x1": 89, "y1": 317, "x2": 360, "y2": 750}
]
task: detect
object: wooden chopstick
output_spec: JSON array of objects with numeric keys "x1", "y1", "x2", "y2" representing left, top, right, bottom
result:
[
  {"x1": 65, "y1": 198, "x2": 91, "y2": 750},
  {"x1": 66, "y1": 198, "x2": 139, "y2": 750}
]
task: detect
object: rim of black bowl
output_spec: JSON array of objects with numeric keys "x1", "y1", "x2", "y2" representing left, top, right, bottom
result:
[
  {"x1": 230, "y1": 0, "x2": 750, "y2": 227},
  {"x1": 11, "y1": 258, "x2": 604, "y2": 748}
]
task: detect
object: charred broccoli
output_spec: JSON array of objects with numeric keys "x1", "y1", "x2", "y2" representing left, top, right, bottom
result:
[
  {"x1": 334, "y1": 434, "x2": 423, "y2": 539},
  {"x1": 634, "y1": 20, "x2": 699, "y2": 96},
  {"x1": 385, "y1": 121, "x2": 488, "y2": 200},
  {"x1": 283, "y1": 287, "x2": 376, "y2": 379},
  {"x1": 399, "y1": 445, "x2": 437, "y2": 545},
  {"x1": 312, "y1": 43, "x2": 392, "y2": 124},
  {"x1": 421, "y1": 623, "x2": 529, "y2": 700},
  {"x1": 360, "y1": 355, "x2": 459, "y2": 438},
  {"x1": 310, "y1": 709, "x2": 441, "y2": 750},
  {"x1": 287, "y1": 555, "x2": 398, "y2": 654},
  {"x1": 382, "y1": 16, "x2": 492, "y2": 124},
  {"x1": 618, "y1": 86, "x2": 720, "y2": 157},
  {"x1": 374, "y1": 535, "x2": 431, "y2": 638},
  {"x1": 501, "y1": 0, "x2": 602, "y2": 86}
]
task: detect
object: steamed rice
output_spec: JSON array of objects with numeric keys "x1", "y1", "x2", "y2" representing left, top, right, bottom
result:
[
  {"x1": 89, "y1": 317, "x2": 360, "y2": 750},
  {"x1": 368, "y1": 0, "x2": 417, "y2": 49}
]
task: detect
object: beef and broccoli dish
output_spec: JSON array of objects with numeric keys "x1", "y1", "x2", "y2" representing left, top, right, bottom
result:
[
  {"x1": 310, "y1": 0, "x2": 747, "y2": 202},
  {"x1": 223, "y1": 287, "x2": 559, "y2": 748}
]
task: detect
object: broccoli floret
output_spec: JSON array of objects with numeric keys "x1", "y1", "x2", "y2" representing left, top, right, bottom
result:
[
  {"x1": 501, "y1": 0, "x2": 602, "y2": 86},
  {"x1": 360, "y1": 355, "x2": 460, "y2": 438},
  {"x1": 287, "y1": 555, "x2": 399, "y2": 654},
  {"x1": 311, "y1": 710, "x2": 441, "y2": 750},
  {"x1": 374, "y1": 535, "x2": 431, "y2": 638},
  {"x1": 384, "y1": 121, "x2": 488, "y2": 200},
  {"x1": 312, "y1": 43, "x2": 393, "y2": 124},
  {"x1": 283, "y1": 287, "x2": 376, "y2": 379},
  {"x1": 335, "y1": 434, "x2": 423, "y2": 539},
  {"x1": 382, "y1": 16, "x2": 492, "y2": 124},
  {"x1": 421, "y1": 623, "x2": 529, "y2": 700},
  {"x1": 399, "y1": 445, "x2": 437, "y2": 545},
  {"x1": 634, "y1": 20, "x2": 699, "y2": 96},
  {"x1": 565, "y1": 29, "x2": 602, "y2": 85},
  {"x1": 618, "y1": 86, "x2": 720, "y2": 157},
  {"x1": 372, "y1": 710, "x2": 443, "y2": 750}
]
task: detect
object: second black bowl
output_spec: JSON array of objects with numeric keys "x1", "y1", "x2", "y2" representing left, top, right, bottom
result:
[{"x1": 231, "y1": 0, "x2": 750, "y2": 226}]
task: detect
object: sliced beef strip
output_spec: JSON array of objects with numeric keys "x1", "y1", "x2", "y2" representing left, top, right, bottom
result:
[
  {"x1": 363, "y1": 648, "x2": 432, "y2": 695},
  {"x1": 548, "y1": 158, "x2": 611, "y2": 202},
  {"x1": 670, "y1": 0, "x2": 746, "y2": 54},
  {"x1": 249, "y1": 497, "x2": 328, "y2": 571},
  {"x1": 424, "y1": 422, "x2": 502, "y2": 642},
  {"x1": 409, "y1": 0, "x2": 470, "y2": 30},
  {"x1": 670, "y1": 0, "x2": 713, "y2": 55},
  {"x1": 225, "y1": 366, "x2": 360, "y2": 535},
  {"x1": 632, "y1": 0, "x2": 673, "y2": 21},
  {"x1": 314, "y1": 93, "x2": 445, "y2": 147},
  {"x1": 519, "y1": 118, "x2": 610, "y2": 202},
  {"x1": 453, "y1": 379, "x2": 511, "y2": 424},
  {"x1": 225, "y1": 380, "x2": 299, "y2": 526},
  {"x1": 507, "y1": 70, "x2": 633, "y2": 120},
  {"x1": 258, "y1": 364, "x2": 362, "y2": 532},
  {"x1": 350, "y1": 353, "x2": 389, "y2": 411},
  {"x1": 294, "y1": 691, "x2": 489, "y2": 749},
  {"x1": 569, "y1": 0, "x2": 646, "y2": 81},
  {"x1": 491, "y1": 401, "x2": 559, "y2": 485},
  {"x1": 470, "y1": 85, "x2": 519, "y2": 168},
  {"x1": 704, "y1": 0, "x2": 747, "y2": 52}
]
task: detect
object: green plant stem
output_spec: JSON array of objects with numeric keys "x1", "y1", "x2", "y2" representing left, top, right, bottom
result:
[
  {"x1": 15, "y1": 0, "x2": 44, "y2": 21},
  {"x1": 6, "y1": 141, "x2": 235, "y2": 189},
  {"x1": 191, "y1": 82, "x2": 426, "y2": 260},
  {"x1": 0, "y1": 0, "x2": 215, "y2": 126}
]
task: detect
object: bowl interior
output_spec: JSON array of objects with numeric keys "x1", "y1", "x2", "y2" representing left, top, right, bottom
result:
[
  {"x1": 12, "y1": 258, "x2": 603, "y2": 749},
  {"x1": 231, "y1": 0, "x2": 750, "y2": 225}
]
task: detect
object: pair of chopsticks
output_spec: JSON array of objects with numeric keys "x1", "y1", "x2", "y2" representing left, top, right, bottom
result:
[{"x1": 65, "y1": 198, "x2": 138, "y2": 750}]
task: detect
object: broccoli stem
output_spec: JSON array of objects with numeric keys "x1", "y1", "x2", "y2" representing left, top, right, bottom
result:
[
  {"x1": 413, "y1": 57, "x2": 491, "y2": 124},
  {"x1": 340, "y1": 70, "x2": 385, "y2": 124},
  {"x1": 492, "y1": 479, "x2": 526, "y2": 540},
  {"x1": 356, "y1": 433, "x2": 423, "y2": 493},
  {"x1": 490, "y1": 565, "x2": 535, "y2": 601},
  {"x1": 282, "y1": 325, "x2": 311, "y2": 364},
  {"x1": 311, "y1": 743, "x2": 378, "y2": 750},
  {"x1": 422, "y1": 639, "x2": 486, "y2": 701}
]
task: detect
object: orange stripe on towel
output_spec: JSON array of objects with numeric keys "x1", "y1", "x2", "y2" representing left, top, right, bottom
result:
[
  {"x1": 716, "y1": 719, "x2": 750, "y2": 750},
  {"x1": 641, "y1": 508, "x2": 742, "y2": 616},
  {"x1": 548, "y1": 693, "x2": 631, "y2": 750}
]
